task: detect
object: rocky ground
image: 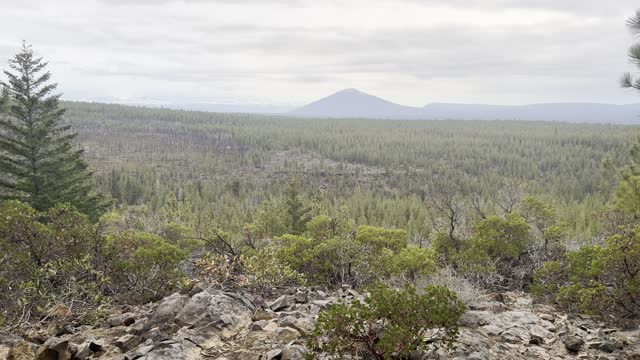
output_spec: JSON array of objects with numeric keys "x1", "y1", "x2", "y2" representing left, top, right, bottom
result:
[{"x1": 1, "y1": 285, "x2": 639, "y2": 360}]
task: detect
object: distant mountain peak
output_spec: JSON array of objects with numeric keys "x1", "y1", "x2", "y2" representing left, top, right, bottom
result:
[
  {"x1": 290, "y1": 88, "x2": 419, "y2": 119},
  {"x1": 336, "y1": 88, "x2": 364, "y2": 95},
  {"x1": 289, "y1": 89, "x2": 640, "y2": 123}
]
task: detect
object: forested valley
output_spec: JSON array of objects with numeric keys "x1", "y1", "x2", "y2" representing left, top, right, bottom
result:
[{"x1": 65, "y1": 100, "x2": 636, "y2": 241}]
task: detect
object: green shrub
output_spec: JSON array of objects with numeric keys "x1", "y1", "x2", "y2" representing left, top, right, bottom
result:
[
  {"x1": 457, "y1": 213, "x2": 532, "y2": 288},
  {"x1": 106, "y1": 230, "x2": 187, "y2": 302},
  {"x1": 243, "y1": 247, "x2": 306, "y2": 292},
  {"x1": 310, "y1": 283, "x2": 466, "y2": 359},
  {"x1": 390, "y1": 246, "x2": 437, "y2": 283},
  {"x1": 0, "y1": 201, "x2": 103, "y2": 324},
  {"x1": 533, "y1": 227, "x2": 640, "y2": 316}
]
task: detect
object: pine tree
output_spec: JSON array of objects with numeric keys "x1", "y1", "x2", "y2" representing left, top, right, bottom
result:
[
  {"x1": 285, "y1": 180, "x2": 311, "y2": 235},
  {"x1": 621, "y1": 10, "x2": 640, "y2": 92},
  {"x1": 0, "y1": 43, "x2": 106, "y2": 217}
]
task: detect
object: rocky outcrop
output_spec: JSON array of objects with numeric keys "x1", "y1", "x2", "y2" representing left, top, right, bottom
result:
[{"x1": 1, "y1": 288, "x2": 639, "y2": 359}]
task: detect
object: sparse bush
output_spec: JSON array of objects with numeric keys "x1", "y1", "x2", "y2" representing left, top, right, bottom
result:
[
  {"x1": 419, "y1": 267, "x2": 483, "y2": 307},
  {"x1": 194, "y1": 253, "x2": 246, "y2": 289},
  {"x1": 310, "y1": 283, "x2": 466, "y2": 359},
  {"x1": 243, "y1": 247, "x2": 306, "y2": 292}
]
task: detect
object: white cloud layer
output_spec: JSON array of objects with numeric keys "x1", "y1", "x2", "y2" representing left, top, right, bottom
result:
[{"x1": 0, "y1": 0, "x2": 638, "y2": 106}]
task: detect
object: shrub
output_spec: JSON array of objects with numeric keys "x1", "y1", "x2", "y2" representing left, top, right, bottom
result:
[
  {"x1": 106, "y1": 230, "x2": 187, "y2": 302},
  {"x1": 310, "y1": 283, "x2": 466, "y2": 359},
  {"x1": 194, "y1": 253, "x2": 247, "y2": 289},
  {"x1": 457, "y1": 213, "x2": 532, "y2": 289},
  {"x1": 390, "y1": 246, "x2": 437, "y2": 283},
  {"x1": 533, "y1": 227, "x2": 640, "y2": 316},
  {"x1": 419, "y1": 267, "x2": 482, "y2": 307},
  {"x1": 243, "y1": 248, "x2": 306, "y2": 292},
  {"x1": 0, "y1": 201, "x2": 103, "y2": 325}
]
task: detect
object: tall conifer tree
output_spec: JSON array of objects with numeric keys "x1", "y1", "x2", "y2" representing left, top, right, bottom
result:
[
  {"x1": 0, "y1": 43, "x2": 106, "y2": 217},
  {"x1": 621, "y1": 10, "x2": 640, "y2": 92}
]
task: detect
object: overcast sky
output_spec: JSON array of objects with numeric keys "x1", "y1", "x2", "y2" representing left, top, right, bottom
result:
[{"x1": 0, "y1": 0, "x2": 639, "y2": 107}]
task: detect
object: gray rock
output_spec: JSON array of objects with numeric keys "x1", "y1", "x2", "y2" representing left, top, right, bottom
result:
[
  {"x1": 294, "y1": 291, "x2": 307, "y2": 304},
  {"x1": 264, "y1": 348, "x2": 283, "y2": 360},
  {"x1": 136, "y1": 339, "x2": 200, "y2": 360},
  {"x1": 268, "y1": 295, "x2": 295, "y2": 312},
  {"x1": 563, "y1": 336, "x2": 585, "y2": 352},
  {"x1": 146, "y1": 293, "x2": 188, "y2": 330},
  {"x1": 460, "y1": 311, "x2": 492, "y2": 328},
  {"x1": 307, "y1": 291, "x2": 327, "y2": 302},
  {"x1": 313, "y1": 284, "x2": 328, "y2": 293},
  {"x1": 36, "y1": 337, "x2": 71, "y2": 360},
  {"x1": 174, "y1": 289, "x2": 253, "y2": 336},
  {"x1": 589, "y1": 339, "x2": 623, "y2": 353},
  {"x1": 468, "y1": 352, "x2": 487, "y2": 360},
  {"x1": 253, "y1": 308, "x2": 277, "y2": 321},
  {"x1": 278, "y1": 315, "x2": 314, "y2": 336},
  {"x1": 281, "y1": 344, "x2": 307, "y2": 360},
  {"x1": 275, "y1": 327, "x2": 301, "y2": 342},
  {"x1": 115, "y1": 334, "x2": 142, "y2": 352},
  {"x1": 251, "y1": 320, "x2": 267, "y2": 331},
  {"x1": 310, "y1": 300, "x2": 331, "y2": 309},
  {"x1": 75, "y1": 339, "x2": 104, "y2": 359}
]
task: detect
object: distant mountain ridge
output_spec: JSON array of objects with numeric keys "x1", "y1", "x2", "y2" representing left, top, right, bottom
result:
[{"x1": 290, "y1": 89, "x2": 640, "y2": 124}]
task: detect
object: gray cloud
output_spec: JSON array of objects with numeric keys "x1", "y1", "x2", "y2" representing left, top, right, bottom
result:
[{"x1": 0, "y1": 0, "x2": 638, "y2": 106}]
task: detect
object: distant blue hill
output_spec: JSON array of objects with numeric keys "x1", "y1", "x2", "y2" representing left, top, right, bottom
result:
[{"x1": 290, "y1": 89, "x2": 640, "y2": 124}]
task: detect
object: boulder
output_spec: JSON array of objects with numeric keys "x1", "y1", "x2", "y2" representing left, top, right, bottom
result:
[
  {"x1": 253, "y1": 308, "x2": 277, "y2": 321},
  {"x1": 114, "y1": 334, "x2": 142, "y2": 352},
  {"x1": 563, "y1": 336, "x2": 584, "y2": 352},
  {"x1": 278, "y1": 316, "x2": 314, "y2": 336},
  {"x1": 281, "y1": 344, "x2": 307, "y2": 360},
  {"x1": 74, "y1": 339, "x2": 104, "y2": 360},
  {"x1": 173, "y1": 289, "x2": 253, "y2": 337},
  {"x1": 35, "y1": 337, "x2": 71, "y2": 360},
  {"x1": 106, "y1": 312, "x2": 137, "y2": 328},
  {"x1": 307, "y1": 290, "x2": 327, "y2": 302},
  {"x1": 264, "y1": 348, "x2": 282, "y2": 360},
  {"x1": 146, "y1": 293, "x2": 188, "y2": 330},
  {"x1": 135, "y1": 339, "x2": 200, "y2": 360},
  {"x1": 460, "y1": 311, "x2": 492, "y2": 328},
  {"x1": 268, "y1": 296, "x2": 295, "y2": 312},
  {"x1": 275, "y1": 327, "x2": 301, "y2": 342},
  {"x1": 293, "y1": 291, "x2": 307, "y2": 304},
  {"x1": 468, "y1": 352, "x2": 487, "y2": 360}
]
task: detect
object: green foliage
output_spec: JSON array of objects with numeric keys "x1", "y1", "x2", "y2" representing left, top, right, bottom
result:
[
  {"x1": 310, "y1": 283, "x2": 466, "y2": 359},
  {"x1": 533, "y1": 228, "x2": 640, "y2": 316},
  {"x1": 0, "y1": 43, "x2": 107, "y2": 217},
  {"x1": 243, "y1": 247, "x2": 306, "y2": 292},
  {"x1": 614, "y1": 174, "x2": 640, "y2": 219},
  {"x1": 390, "y1": 246, "x2": 437, "y2": 283},
  {"x1": 356, "y1": 225, "x2": 408, "y2": 253},
  {"x1": 0, "y1": 201, "x2": 106, "y2": 324},
  {"x1": 106, "y1": 230, "x2": 187, "y2": 302},
  {"x1": 621, "y1": 9, "x2": 640, "y2": 92},
  {"x1": 471, "y1": 213, "x2": 531, "y2": 259},
  {"x1": 59, "y1": 100, "x2": 637, "y2": 240},
  {"x1": 285, "y1": 180, "x2": 311, "y2": 235},
  {"x1": 456, "y1": 213, "x2": 532, "y2": 288}
]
